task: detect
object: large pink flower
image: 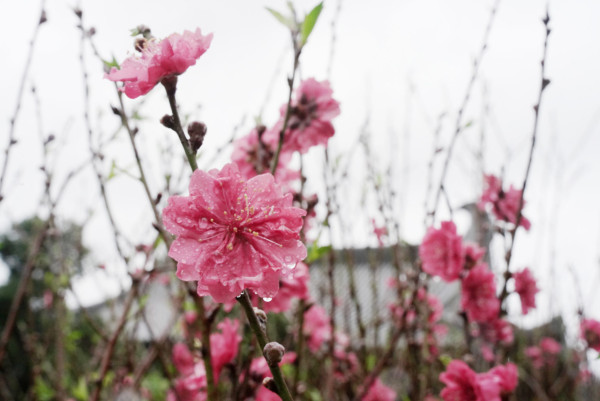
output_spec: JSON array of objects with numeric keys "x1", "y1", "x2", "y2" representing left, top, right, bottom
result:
[
  {"x1": 460, "y1": 264, "x2": 499, "y2": 323},
  {"x1": 264, "y1": 78, "x2": 340, "y2": 154},
  {"x1": 419, "y1": 221, "x2": 465, "y2": 282},
  {"x1": 163, "y1": 163, "x2": 307, "y2": 302},
  {"x1": 439, "y1": 360, "x2": 501, "y2": 401},
  {"x1": 478, "y1": 174, "x2": 531, "y2": 230},
  {"x1": 513, "y1": 267, "x2": 539, "y2": 315},
  {"x1": 363, "y1": 378, "x2": 397, "y2": 401},
  {"x1": 581, "y1": 318, "x2": 600, "y2": 351},
  {"x1": 106, "y1": 28, "x2": 213, "y2": 98}
]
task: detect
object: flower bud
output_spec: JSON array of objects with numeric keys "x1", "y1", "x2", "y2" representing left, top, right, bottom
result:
[
  {"x1": 188, "y1": 121, "x2": 207, "y2": 153},
  {"x1": 262, "y1": 377, "x2": 278, "y2": 394},
  {"x1": 263, "y1": 342, "x2": 285, "y2": 366},
  {"x1": 254, "y1": 307, "x2": 267, "y2": 333}
]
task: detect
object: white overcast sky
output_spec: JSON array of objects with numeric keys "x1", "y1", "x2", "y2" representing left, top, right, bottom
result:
[{"x1": 2, "y1": 0, "x2": 600, "y2": 363}]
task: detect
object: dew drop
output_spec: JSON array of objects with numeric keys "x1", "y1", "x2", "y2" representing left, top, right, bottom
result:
[{"x1": 262, "y1": 297, "x2": 272, "y2": 303}]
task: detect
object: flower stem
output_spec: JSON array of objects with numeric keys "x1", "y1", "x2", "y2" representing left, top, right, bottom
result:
[
  {"x1": 161, "y1": 76, "x2": 216, "y2": 398},
  {"x1": 270, "y1": 37, "x2": 301, "y2": 176},
  {"x1": 162, "y1": 77, "x2": 198, "y2": 172},
  {"x1": 237, "y1": 290, "x2": 294, "y2": 401}
]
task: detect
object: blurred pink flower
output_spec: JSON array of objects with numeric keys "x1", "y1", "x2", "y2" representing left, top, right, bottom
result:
[
  {"x1": 439, "y1": 360, "x2": 501, "y2": 401},
  {"x1": 513, "y1": 267, "x2": 539, "y2": 315},
  {"x1": 540, "y1": 337, "x2": 561, "y2": 355},
  {"x1": 303, "y1": 304, "x2": 332, "y2": 352},
  {"x1": 249, "y1": 352, "x2": 297, "y2": 401},
  {"x1": 231, "y1": 127, "x2": 300, "y2": 188},
  {"x1": 525, "y1": 346, "x2": 544, "y2": 368},
  {"x1": 170, "y1": 344, "x2": 207, "y2": 401},
  {"x1": 172, "y1": 343, "x2": 196, "y2": 377},
  {"x1": 478, "y1": 174, "x2": 531, "y2": 230},
  {"x1": 479, "y1": 318, "x2": 514, "y2": 346},
  {"x1": 163, "y1": 163, "x2": 306, "y2": 302},
  {"x1": 363, "y1": 378, "x2": 397, "y2": 401},
  {"x1": 463, "y1": 242, "x2": 485, "y2": 270},
  {"x1": 461, "y1": 264, "x2": 499, "y2": 323},
  {"x1": 210, "y1": 318, "x2": 242, "y2": 381},
  {"x1": 419, "y1": 221, "x2": 465, "y2": 282},
  {"x1": 581, "y1": 318, "x2": 600, "y2": 351},
  {"x1": 106, "y1": 28, "x2": 213, "y2": 98},
  {"x1": 488, "y1": 363, "x2": 518, "y2": 395},
  {"x1": 371, "y1": 219, "x2": 388, "y2": 247},
  {"x1": 43, "y1": 290, "x2": 53, "y2": 309},
  {"x1": 264, "y1": 78, "x2": 340, "y2": 154}
]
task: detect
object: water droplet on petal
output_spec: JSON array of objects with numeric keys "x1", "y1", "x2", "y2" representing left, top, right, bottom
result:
[{"x1": 263, "y1": 297, "x2": 272, "y2": 302}]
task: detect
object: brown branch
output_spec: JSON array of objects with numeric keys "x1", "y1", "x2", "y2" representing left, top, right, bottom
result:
[
  {"x1": 429, "y1": 0, "x2": 501, "y2": 223},
  {"x1": 89, "y1": 281, "x2": 140, "y2": 401},
  {"x1": 0, "y1": 0, "x2": 47, "y2": 202},
  {"x1": 0, "y1": 219, "x2": 50, "y2": 364},
  {"x1": 499, "y1": 11, "x2": 551, "y2": 312}
]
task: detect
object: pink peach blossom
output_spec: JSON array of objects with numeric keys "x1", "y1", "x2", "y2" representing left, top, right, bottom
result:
[
  {"x1": 106, "y1": 28, "x2": 213, "y2": 98},
  {"x1": 249, "y1": 352, "x2": 297, "y2": 401},
  {"x1": 172, "y1": 343, "x2": 196, "y2": 377},
  {"x1": 463, "y1": 242, "x2": 485, "y2": 270},
  {"x1": 255, "y1": 262, "x2": 311, "y2": 313},
  {"x1": 581, "y1": 318, "x2": 600, "y2": 351},
  {"x1": 540, "y1": 337, "x2": 561, "y2": 355},
  {"x1": 439, "y1": 360, "x2": 501, "y2": 401},
  {"x1": 210, "y1": 318, "x2": 242, "y2": 381},
  {"x1": 478, "y1": 174, "x2": 531, "y2": 230},
  {"x1": 371, "y1": 219, "x2": 388, "y2": 248},
  {"x1": 419, "y1": 221, "x2": 465, "y2": 282},
  {"x1": 461, "y1": 264, "x2": 499, "y2": 323},
  {"x1": 488, "y1": 363, "x2": 518, "y2": 395},
  {"x1": 525, "y1": 346, "x2": 544, "y2": 369},
  {"x1": 513, "y1": 267, "x2": 539, "y2": 315},
  {"x1": 231, "y1": 127, "x2": 300, "y2": 188},
  {"x1": 264, "y1": 78, "x2": 340, "y2": 154},
  {"x1": 363, "y1": 378, "x2": 397, "y2": 401},
  {"x1": 478, "y1": 318, "x2": 514, "y2": 345},
  {"x1": 170, "y1": 347, "x2": 208, "y2": 401},
  {"x1": 303, "y1": 304, "x2": 332, "y2": 352},
  {"x1": 163, "y1": 163, "x2": 307, "y2": 302}
]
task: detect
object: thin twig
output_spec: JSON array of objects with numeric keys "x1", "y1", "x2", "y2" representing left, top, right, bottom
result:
[
  {"x1": 429, "y1": 0, "x2": 501, "y2": 224},
  {"x1": 499, "y1": 10, "x2": 551, "y2": 312},
  {"x1": 237, "y1": 290, "x2": 294, "y2": 401},
  {"x1": 0, "y1": 0, "x2": 47, "y2": 202}
]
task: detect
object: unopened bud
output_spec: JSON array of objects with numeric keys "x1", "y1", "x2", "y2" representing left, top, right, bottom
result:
[
  {"x1": 39, "y1": 10, "x2": 47, "y2": 25},
  {"x1": 262, "y1": 377, "x2": 278, "y2": 394},
  {"x1": 253, "y1": 307, "x2": 267, "y2": 333},
  {"x1": 188, "y1": 121, "x2": 207, "y2": 153},
  {"x1": 263, "y1": 342, "x2": 285, "y2": 366},
  {"x1": 135, "y1": 37, "x2": 148, "y2": 52},
  {"x1": 160, "y1": 115, "x2": 175, "y2": 129}
]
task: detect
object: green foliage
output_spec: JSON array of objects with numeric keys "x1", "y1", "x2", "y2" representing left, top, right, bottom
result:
[
  {"x1": 71, "y1": 377, "x2": 89, "y2": 401},
  {"x1": 34, "y1": 377, "x2": 55, "y2": 401},
  {"x1": 306, "y1": 244, "x2": 332, "y2": 263},
  {"x1": 142, "y1": 370, "x2": 171, "y2": 400},
  {"x1": 300, "y1": 2, "x2": 323, "y2": 46},
  {"x1": 266, "y1": 7, "x2": 295, "y2": 29}
]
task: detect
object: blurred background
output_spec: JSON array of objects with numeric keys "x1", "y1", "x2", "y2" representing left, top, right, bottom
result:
[{"x1": 1, "y1": 0, "x2": 600, "y2": 392}]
